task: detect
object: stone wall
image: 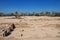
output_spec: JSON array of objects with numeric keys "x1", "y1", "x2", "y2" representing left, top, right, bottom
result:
[{"x1": 0, "y1": 23, "x2": 15, "y2": 37}]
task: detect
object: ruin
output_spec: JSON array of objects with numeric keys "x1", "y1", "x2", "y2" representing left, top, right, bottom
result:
[
  {"x1": 0, "y1": 23, "x2": 15, "y2": 37},
  {"x1": 0, "y1": 16, "x2": 60, "y2": 40}
]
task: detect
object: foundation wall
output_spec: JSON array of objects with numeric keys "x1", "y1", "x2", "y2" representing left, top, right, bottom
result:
[{"x1": 0, "y1": 23, "x2": 15, "y2": 37}]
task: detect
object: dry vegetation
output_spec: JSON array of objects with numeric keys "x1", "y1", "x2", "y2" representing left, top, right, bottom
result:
[{"x1": 0, "y1": 16, "x2": 60, "y2": 40}]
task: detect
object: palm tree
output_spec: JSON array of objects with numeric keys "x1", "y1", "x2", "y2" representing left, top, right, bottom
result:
[
  {"x1": 0, "y1": 12, "x2": 4, "y2": 16},
  {"x1": 14, "y1": 11, "x2": 20, "y2": 18}
]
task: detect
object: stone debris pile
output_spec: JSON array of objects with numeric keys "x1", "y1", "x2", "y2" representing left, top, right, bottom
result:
[{"x1": 0, "y1": 23, "x2": 15, "y2": 37}]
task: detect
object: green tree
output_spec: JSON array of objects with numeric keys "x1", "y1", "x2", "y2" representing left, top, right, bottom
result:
[
  {"x1": 0, "y1": 12, "x2": 4, "y2": 16},
  {"x1": 14, "y1": 11, "x2": 20, "y2": 18}
]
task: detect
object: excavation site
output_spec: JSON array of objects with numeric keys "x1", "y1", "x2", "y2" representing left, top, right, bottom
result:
[
  {"x1": 0, "y1": 0, "x2": 60, "y2": 40},
  {"x1": 0, "y1": 16, "x2": 60, "y2": 40}
]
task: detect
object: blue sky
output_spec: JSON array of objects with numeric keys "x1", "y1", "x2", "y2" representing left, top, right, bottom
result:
[{"x1": 0, "y1": 0, "x2": 60, "y2": 13}]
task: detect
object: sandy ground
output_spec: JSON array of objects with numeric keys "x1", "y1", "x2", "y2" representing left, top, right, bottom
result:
[{"x1": 0, "y1": 16, "x2": 60, "y2": 40}]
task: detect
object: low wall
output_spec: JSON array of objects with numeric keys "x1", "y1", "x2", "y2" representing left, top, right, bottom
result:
[{"x1": 0, "y1": 23, "x2": 15, "y2": 37}]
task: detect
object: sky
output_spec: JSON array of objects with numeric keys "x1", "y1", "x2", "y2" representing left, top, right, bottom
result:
[{"x1": 0, "y1": 0, "x2": 60, "y2": 13}]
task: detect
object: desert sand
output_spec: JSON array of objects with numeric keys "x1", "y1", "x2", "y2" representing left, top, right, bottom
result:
[{"x1": 0, "y1": 16, "x2": 60, "y2": 40}]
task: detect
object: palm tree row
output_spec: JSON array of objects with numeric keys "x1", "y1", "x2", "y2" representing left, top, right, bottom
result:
[{"x1": 0, "y1": 11, "x2": 60, "y2": 17}]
